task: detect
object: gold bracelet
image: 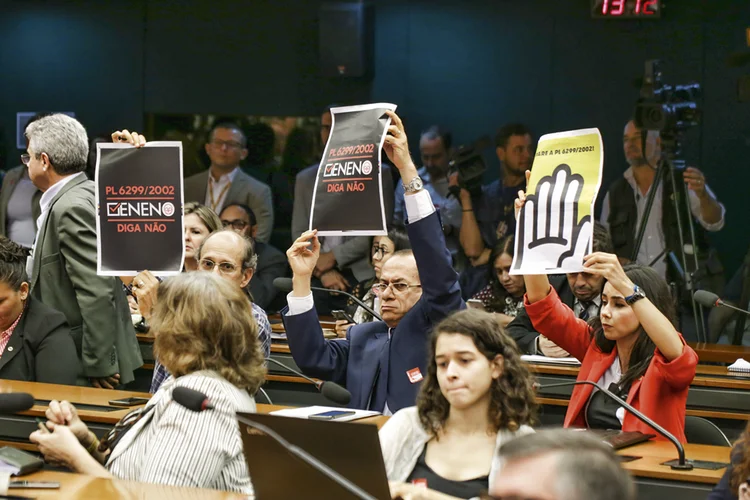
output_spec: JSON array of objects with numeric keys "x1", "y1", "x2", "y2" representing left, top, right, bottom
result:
[{"x1": 85, "y1": 433, "x2": 99, "y2": 455}]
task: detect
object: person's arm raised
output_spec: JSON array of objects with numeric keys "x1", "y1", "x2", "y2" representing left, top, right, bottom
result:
[{"x1": 514, "y1": 171, "x2": 552, "y2": 303}]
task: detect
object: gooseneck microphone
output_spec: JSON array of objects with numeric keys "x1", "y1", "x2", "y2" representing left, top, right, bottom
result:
[
  {"x1": 538, "y1": 380, "x2": 693, "y2": 470},
  {"x1": 693, "y1": 290, "x2": 750, "y2": 316},
  {"x1": 173, "y1": 387, "x2": 376, "y2": 500},
  {"x1": 273, "y1": 277, "x2": 383, "y2": 322},
  {"x1": 0, "y1": 393, "x2": 35, "y2": 414},
  {"x1": 266, "y1": 357, "x2": 351, "y2": 406}
]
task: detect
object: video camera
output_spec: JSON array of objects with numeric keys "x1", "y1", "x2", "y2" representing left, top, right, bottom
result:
[
  {"x1": 448, "y1": 135, "x2": 493, "y2": 197},
  {"x1": 634, "y1": 60, "x2": 701, "y2": 140}
]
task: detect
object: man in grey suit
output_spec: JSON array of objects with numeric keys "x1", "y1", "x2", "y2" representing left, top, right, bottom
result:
[
  {"x1": 291, "y1": 107, "x2": 395, "y2": 313},
  {"x1": 24, "y1": 114, "x2": 142, "y2": 388},
  {"x1": 183, "y1": 122, "x2": 274, "y2": 243}
]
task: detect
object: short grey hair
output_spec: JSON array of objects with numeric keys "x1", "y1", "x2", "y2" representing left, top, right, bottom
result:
[
  {"x1": 198, "y1": 229, "x2": 258, "y2": 272},
  {"x1": 25, "y1": 114, "x2": 88, "y2": 175},
  {"x1": 497, "y1": 429, "x2": 635, "y2": 500}
]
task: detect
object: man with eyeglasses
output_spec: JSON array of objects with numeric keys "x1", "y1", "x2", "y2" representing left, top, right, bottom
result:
[
  {"x1": 183, "y1": 121, "x2": 274, "y2": 242},
  {"x1": 486, "y1": 429, "x2": 635, "y2": 500},
  {"x1": 219, "y1": 203, "x2": 288, "y2": 310},
  {"x1": 282, "y1": 111, "x2": 464, "y2": 414}
]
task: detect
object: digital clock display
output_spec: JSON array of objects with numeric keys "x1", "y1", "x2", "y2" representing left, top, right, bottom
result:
[{"x1": 591, "y1": 0, "x2": 662, "y2": 18}]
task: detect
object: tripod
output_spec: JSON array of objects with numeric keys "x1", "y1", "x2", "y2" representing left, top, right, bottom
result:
[{"x1": 630, "y1": 145, "x2": 707, "y2": 343}]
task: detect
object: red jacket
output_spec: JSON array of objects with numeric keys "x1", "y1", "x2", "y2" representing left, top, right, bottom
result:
[{"x1": 525, "y1": 288, "x2": 698, "y2": 443}]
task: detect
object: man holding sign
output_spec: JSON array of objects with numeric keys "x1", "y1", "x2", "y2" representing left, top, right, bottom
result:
[{"x1": 282, "y1": 110, "x2": 464, "y2": 413}]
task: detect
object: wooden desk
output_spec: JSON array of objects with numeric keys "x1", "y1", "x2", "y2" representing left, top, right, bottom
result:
[
  {"x1": 12, "y1": 470, "x2": 246, "y2": 499},
  {"x1": 689, "y1": 342, "x2": 750, "y2": 364}
]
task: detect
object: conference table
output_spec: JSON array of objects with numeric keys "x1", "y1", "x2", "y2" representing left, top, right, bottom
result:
[{"x1": 0, "y1": 379, "x2": 732, "y2": 499}]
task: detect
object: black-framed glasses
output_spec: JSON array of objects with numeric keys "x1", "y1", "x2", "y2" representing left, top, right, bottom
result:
[
  {"x1": 371, "y1": 282, "x2": 421, "y2": 295},
  {"x1": 371, "y1": 245, "x2": 391, "y2": 258},
  {"x1": 199, "y1": 258, "x2": 238, "y2": 275},
  {"x1": 210, "y1": 139, "x2": 243, "y2": 150},
  {"x1": 20, "y1": 154, "x2": 30, "y2": 165},
  {"x1": 222, "y1": 219, "x2": 249, "y2": 230}
]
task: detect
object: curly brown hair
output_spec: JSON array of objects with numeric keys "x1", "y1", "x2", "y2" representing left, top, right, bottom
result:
[
  {"x1": 731, "y1": 421, "x2": 750, "y2": 492},
  {"x1": 417, "y1": 309, "x2": 538, "y2": 436},
  {"x1": 152, "y1": 272, "x2": 266, "y2": 392}
]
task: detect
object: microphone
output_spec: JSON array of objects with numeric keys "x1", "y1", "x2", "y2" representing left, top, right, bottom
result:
[
  {"x1": 273, "y1": 277, "x2": 383, "y2": 322},
  {"x1": 266, "y1": 357, "x2": 351, "y2": 406},
  {"x1": 693, "y1": 290, "x2": 750, "y2": 316},
  {"x1": 537, "y1": 380, "x2": 693, "y2": 470},
  {"x1": 0, "y1": 393, "x2": 34, "y2": 414},
  {"x1": 172, "y1": 387, "x2": 376, "y2": 500}
]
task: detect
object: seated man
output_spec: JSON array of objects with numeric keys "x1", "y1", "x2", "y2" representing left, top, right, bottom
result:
[
  {"x1": 506, "y1": 223, "x2": 613, "y2": 357},
  {"x1": 141, "y1": 229, "x2": 271, "y2": 393},
  {"x1": 282, "y1": 111, "x2": 464, "y2": 413},
  {"x1": 220, "y1": 203, "x2": 288, "y2": 311}
]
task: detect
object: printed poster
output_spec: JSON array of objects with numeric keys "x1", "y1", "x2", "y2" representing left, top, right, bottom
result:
[
  {"x1": 310, "y1": 103, "x2": 396, "y2": 235},
  {"x1": 510, "y1": 128, "x2": 604, "y2": 275},
  {"x1": 96, "y1": 142, "x2": 184, "y2": 276}
]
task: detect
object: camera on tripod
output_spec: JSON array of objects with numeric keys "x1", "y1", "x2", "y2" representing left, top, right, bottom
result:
[
  {"x1": 634, "y1": 60, "x2": 701, "y2": 139},
  {"x1": 448, "y1": 135, "x2": 492, "y2": 197}
]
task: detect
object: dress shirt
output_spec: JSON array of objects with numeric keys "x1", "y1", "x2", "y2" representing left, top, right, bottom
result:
[
  {"x1": 204, "y1": 167, "x2": 239, "y2": 213},
  {"x1": 287, "y1": 188, "x2": 436, "y2": 315},
  {"x1": 600, "y1": 167, "x2": 725, "y2": 278}
]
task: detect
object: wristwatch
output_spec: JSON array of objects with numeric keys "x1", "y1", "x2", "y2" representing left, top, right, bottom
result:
[
  {"x1": 402, "y1": 176, "x2": 424, "y2": 194},
  {"x1": 625, "y1": 284, "x2": 646, "y2": 305}
]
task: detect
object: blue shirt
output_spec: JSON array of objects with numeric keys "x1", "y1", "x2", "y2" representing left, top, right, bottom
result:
[{"x1": 150, "y1": 302, "x2": 271, "y2": 393}]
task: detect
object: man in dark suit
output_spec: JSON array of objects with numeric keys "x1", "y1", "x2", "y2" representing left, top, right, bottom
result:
[
  {"x1": 291, "y1": 107, "x2": 395, "y2": 313},
  {"x1": 282, "y1": 111, "x2": 464, "y2": 413},
  {"x1": 24, "y1": 114, "x2": 142, "y2": 388},
  {"x1": 505, "y1": 223, "x2": 613, "y2": 356},
  {"x1": 183, "y1": 122, "x2": 274, "y2": 242}
]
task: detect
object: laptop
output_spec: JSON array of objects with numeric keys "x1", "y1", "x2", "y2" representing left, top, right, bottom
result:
[{"x1": 238, "y1": 412, "x2": 391, "y2": 499}]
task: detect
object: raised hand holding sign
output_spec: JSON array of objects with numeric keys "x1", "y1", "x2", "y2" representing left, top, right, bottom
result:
[{"x1": 510, "y1": 128, "x2": 603, "y2": 275}]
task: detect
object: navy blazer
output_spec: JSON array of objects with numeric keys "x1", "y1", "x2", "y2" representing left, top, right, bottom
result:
[{"x1": 282, "y1": 209, "x2": 464, "y2": 412}]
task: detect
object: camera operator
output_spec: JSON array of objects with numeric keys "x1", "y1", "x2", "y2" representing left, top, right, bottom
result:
[{"x1": 453, "y1": 123, "x2": 533, "y2": 298}]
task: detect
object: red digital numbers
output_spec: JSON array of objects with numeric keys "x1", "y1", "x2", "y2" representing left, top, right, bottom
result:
[
  {"x1": 641, "y1": 0, "x2": 657, "y2": 14},
  {"x1": 602, "y1": 0, "x2": 658, "y2": 17},
  {"x1": 610, "y1": 0, "x2": 625, "y2": 15}
]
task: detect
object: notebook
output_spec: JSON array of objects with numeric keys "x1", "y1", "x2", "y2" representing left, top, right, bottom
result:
[{"x1": 728, "y1": 358, "x2": 750, "y2": 373}]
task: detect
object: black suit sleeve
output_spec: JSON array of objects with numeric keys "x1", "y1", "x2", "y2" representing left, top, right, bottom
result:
[{"x1": 505, "y1": 308, "x2": 539, "y2": 355}]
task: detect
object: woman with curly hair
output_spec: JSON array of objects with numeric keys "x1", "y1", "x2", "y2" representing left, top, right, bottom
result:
[
  {"x1": 709, "y1": 421, "x2": 750, "y2": 499},
  {"x1": 379, "y1": 309, "x2": 537, "y2": 500},
  {"x1": 30, "y1": 272, "x2": 266, "y2": 494}
]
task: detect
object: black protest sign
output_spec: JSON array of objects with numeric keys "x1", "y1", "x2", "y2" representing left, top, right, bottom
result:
[
  {"x1": 96, "y1": 143, "x2": 184, "y2": 275},
  {"x1": 310, "y1": 103, "x2": 396, "y2": 235}
]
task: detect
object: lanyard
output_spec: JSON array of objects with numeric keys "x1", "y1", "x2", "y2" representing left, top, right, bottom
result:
[{"x1": 208, "y1": 176, "x2": 232, "y2": 212}]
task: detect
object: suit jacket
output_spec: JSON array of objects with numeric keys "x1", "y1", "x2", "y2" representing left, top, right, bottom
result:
[
  {"x1": 184, "y1": 168, "x2": 274, "y2": 243},
  {"x1": 291, "y1": 163, "x2": 395, "y2": 283},
  {"x1": 30, "y1": 173, "x2": 143, "y2": 385},
  {"x1": 0, "y1": 165, "x2": 42, "y2": 236},
  {"x1": 524, "y1": 288, "x2": 698, "y2": 443},
  {"x1": 282, "y1": 210, "x2": 464, "y2": 412},
  {"x1": 249, "y1": 241, "x2": 288, "y2": 310},
  {"x1": 0, "y1": 296, "x2": 80, "y2": 384},
  {"x1": 506, "y1": 275, "x2": 574, "y2": 354}
]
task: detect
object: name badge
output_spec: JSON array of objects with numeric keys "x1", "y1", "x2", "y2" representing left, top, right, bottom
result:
[
  {"x1": 406, "y1": 367, "x2": 423, "y2": 384},
  {"x1": 411, "y1": 478, "x2": 427, "y2": 488}
]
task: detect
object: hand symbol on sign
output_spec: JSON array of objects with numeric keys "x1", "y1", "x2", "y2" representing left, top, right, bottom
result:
[{"x1": 513, "y1": 164, "x2": 591, "y2": 272}]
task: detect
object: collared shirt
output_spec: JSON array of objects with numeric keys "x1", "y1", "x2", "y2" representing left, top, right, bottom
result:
[
  {"x1": 573, "y1": 295, "x2": 602, "y2": 320},
  {"x1": 26, "y1": 173, "x2": 84, "y2": 278},
  {"x1": 600, "y1": 167, "x2": 726, "y2": 278},
  {"x1": 150, "y1": 301, "x2": 271, "y2": 394},
  {"x1": 286, "y1": 188, "x2": 436, "y2": 316},
  {"x1": 204, "y1": 167, "x2": 239, "y2": 213}
]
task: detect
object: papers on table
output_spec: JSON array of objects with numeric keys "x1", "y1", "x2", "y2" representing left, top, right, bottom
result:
[
  {"x1": 270, "y1": 405, "x2": 381, "y2": 422},
  {"x1": 521, "y1": 354, "x2": 581, "y2": 366}
]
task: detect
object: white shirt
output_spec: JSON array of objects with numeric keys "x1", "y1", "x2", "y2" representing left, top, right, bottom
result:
[
  {"x1": 26, "y1": 173, "x2": 84, "y2": 277},
  {"x1": 600, "y1": 167, "x2": 725, "y2": 278},
  {"x1": 286, "y1": 188, "x2": 436, "y2": 316},
  {"x1": 204, "y1": 167, "x2": 239, "y2": 213}
]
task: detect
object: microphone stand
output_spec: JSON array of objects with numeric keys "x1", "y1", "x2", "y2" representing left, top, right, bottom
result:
[
  {"x1": 237, "y1": 414, "x2": 377, "y2": 500},
  {"x1": 540, "y1": 380, "x2": 693, "y2": 470},
  {"x1": 273, "y1": 277, "x2": 383, "y2": 322}
]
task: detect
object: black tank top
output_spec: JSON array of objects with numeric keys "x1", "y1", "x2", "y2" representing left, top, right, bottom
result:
[{"x1": 405, "y1": 447, "x2": 489, "y2": 499}]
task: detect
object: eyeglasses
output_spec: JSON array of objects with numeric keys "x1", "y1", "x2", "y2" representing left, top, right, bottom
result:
[
  {"x1": 210, "y1": 139, "x2": 243, "y2": 150},
  {"x1": 222, "y1": 219, "x2": 249, "y2": 230},
  {"x1": 371, "y1": 245, "x2": 391, "y2": 258},
  {"x1": 371, "y1": 281, "x2": 422, "y2": 295},
  {"x1": 199, "y1": 258, "x2": 239, "y2": 275},
  {"x1": 20, "y1": 154, "x2": 30, "y2": 165}
]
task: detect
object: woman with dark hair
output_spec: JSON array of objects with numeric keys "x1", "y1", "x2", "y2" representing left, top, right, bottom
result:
[
  {"x1": 334, "y1": 226, "x2": 411, "y2": 336},
  {"x1": 0, "y1": 236, "x2": 79, "y2": 384},
  {"x1": 709, "y1": 421, "x2": 750, "y2": 499},
  {"x1": 515, "y1": 191, "x2": 697, "y2": 442},
  {"x1": 380, "y1": 309, "x2": 537, "y2": 500},
  {"x1": 469, "y1": 235, "x2": 525, "y2": 326},
  {"x1": 30, "y1": 272, "x2": 265, "y2": 493}
]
